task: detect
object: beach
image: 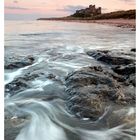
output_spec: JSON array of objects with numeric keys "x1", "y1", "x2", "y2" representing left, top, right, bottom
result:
[{"x1": 47, "y1": 19, "x2": 136, "y2": 29}]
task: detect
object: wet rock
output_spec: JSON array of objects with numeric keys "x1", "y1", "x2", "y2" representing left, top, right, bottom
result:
[
  {"x1": 125, "y1": 74, "x2": 136, "y2": 87},
  {"x1": 87, "y1": 50, "x2": 134, "y2": 66},
  {"x1": 65, "y1": 49, "x2": 135, "y2": 120},
  {"x1": 5, "y1": 78, "x2": 30, "y2": 96},
  {"x1": 65, "y1": 66, "x2": 135, "y2": 120},
  {"x1": 5, "y1": 56, "x2": 35, "y2": 69},
  {"x1": 98, "y1": 55, "x2": 133, "y2": 65},
  {"x1": 5, "y1": 74, "x2": 39, "y2": 96},
  {"x1": 5, "y1": 115, "x2": 28, "y2": 140},
  {"x1": 46, "y1": 73, "x2": 56, "y2": 79},
  {"x1": 112, "y1": 64, "x2": 135, "y2": 75},
  {"x1": 131, "y1": 28, "x2": 136, "y2": 31},
  {"x1": 87, "y1": 49, "x2": 136, "y2": 86},
  {"x1": 131, "y1": 48, "x2": 136, "y2": 52},
  {"x1": 5, "y1": 119, "x2": 22, "y2": 140}
]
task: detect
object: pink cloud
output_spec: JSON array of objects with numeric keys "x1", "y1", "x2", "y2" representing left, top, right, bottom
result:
[{"x1": 5, "y1": 0, "x2": 135, "y2": 19}]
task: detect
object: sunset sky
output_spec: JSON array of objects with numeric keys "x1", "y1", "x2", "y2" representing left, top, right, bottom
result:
[{"x1": 5, "y1": 0, "x2": 136, "y2": 20}]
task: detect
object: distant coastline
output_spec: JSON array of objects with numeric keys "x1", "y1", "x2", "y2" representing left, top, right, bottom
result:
[
  {"x1": 37, "y1": 9, "x2": 135, "y2": 21},
  {"x1": 37, "y1": 5, "x2": 136, "y2": 29}
]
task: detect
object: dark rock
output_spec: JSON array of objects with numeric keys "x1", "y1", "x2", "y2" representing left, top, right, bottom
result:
[
  {"x1": 47, "y1": 73, "x2": 56, "y2": 79},
  {"x1": 87, "y1": 50, "x2": 134, "y2": 66},
  {"x1": 98, "y1": 55, "x2": 133, "y2": 65},
  {"x1": 65, "y1": 48, "x2": 136, "y2": 120},
  {"x1": 5, "y1": 74, "x2": 39, "y2": 96},
  {"x1": 131, "y1": 48, "x2": 136, "y2": 52},
  {"x1": 112, "y1": 64, "x2": 136, "y2": 75},
  {"x1": 87, "y1": 49, "x2": 136, "y2": 86},
  {"x1": 5, "y1": 56, "x2": 35, "y2": 69},
  {"x1": 131, "y1": 28, "x2": 136, "y2": 31},
  {"x1": 5, "y1": 78, "x2": 29, "y2": 96},
  {"x1": 65, "y1": 66, "x2": 135, "y2": 120},
  {"x1": 126, "y1": 74, "x2": 136, "y2": 87}
]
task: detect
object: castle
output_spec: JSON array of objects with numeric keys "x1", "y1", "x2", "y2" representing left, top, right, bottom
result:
[{"x1": 72, "y1": 5, "x2": 101, "y2": 17}]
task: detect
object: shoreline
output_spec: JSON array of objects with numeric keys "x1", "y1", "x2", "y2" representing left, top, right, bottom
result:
[{"x1": 39, "y1": 19, "x2": 136, "y2": 29}]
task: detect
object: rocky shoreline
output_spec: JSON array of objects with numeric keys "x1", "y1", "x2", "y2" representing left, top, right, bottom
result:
[
  {"x1": 5, "y1": 48, "x2": 136, "y2": 118},
  {"x1": 65, "y1": 48, "x2": 136, "y2": 122},
  {"x1": 5, "y1": 47, "x2": 136, "y2": 139}
]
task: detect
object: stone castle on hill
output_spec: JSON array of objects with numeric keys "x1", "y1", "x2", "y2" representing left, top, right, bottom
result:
[{"x1": 72, "y1": 5, "x2": 101, "y2": 17}]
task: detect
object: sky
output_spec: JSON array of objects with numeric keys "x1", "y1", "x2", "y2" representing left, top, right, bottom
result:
[{"x1": 5, "y1": 0, "x2": 136, "y2": 20}]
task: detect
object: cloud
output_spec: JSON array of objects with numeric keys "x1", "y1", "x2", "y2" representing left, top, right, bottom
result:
[
  {"x1": 5, "y1": 13, "x2": 60, "y2": 20},
  {"x1": 57, "y1": 5, "x2": 86, "y2": 13},
  {"x1": 5, "y1": 13, "x2": 38, "y2": 20},
  {"x1": 13, "y1": 0, "x2": 18, "y2": 3},
  {"x1": 119, "y1": 0, "x2": 135, "y2": 6},
  {"x1": 102, "y1": 8, "x2": 109, "y2": 13},
  {"x1": 119, "y1": 0, "x2": 135, "y2": 4},
  {"x1": 119, "y1": 0, "x2": 134, "y2": 1},
  {"x1": 102, "y1": 8, "x2": 108, "y2": 11},
  {"x1": 5, "y1": 6, "x2": 29, "y2": 10}
]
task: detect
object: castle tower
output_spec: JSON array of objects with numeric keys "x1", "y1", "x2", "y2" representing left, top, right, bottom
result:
[
  {"x1": 72, "y1": 4, "x2": 102, "y2": 17},
  {"x1": 89, "y1": 5, "x2": 95, "y2": 9},
  {"x1": 97, "y1": 7, "x2": 101, "y2": 14}
]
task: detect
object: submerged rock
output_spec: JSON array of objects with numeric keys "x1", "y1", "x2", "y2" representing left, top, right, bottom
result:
[{"x1": 5, "y1": 119, "x2": 23, "y2": 140}]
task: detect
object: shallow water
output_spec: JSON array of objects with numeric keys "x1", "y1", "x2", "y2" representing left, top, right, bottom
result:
[{"x1": 5, "y1": 20, "x2": 135, "y2": 140}]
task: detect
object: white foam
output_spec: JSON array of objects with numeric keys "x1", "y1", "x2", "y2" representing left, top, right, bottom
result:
[
  {"x1": 5, "y1": 57, "x2": 44, "y2": 85},
  {"x1": 31, "y1": 80, "x2": 53, "y2": 88},
  {"x1": 127, "y1": 107, "x2": 135, "y2": 115},
  {"x1": 52, "y1": 61, "x2": 85, "y2": 69},
  {"x1": 79, "y1": 125, "x2": 134, "y2": 140}
]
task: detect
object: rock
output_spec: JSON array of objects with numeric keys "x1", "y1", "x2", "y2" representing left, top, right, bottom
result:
[
  {"x1": 46, "y1": 73, "x2": 56, "y2": 79},
  {"x1": 112, "y1": 64, "x2": 136, "y2": 75},
  {"x1": 65, "y1": 49, "x2": 136, "y2": 120},
  {"x1": 126, "y1": 74, "x2": 136, "y2": 87},
  {"x1": 65, "y1": 66, "x2": 135, "y2": 120},
  {"x1": 98, "y1": 55, "x2": 133, "y2": 65},
  {"x1": 5, "y1": 56, "x2": 35, "y2": 69},
  {"x1": 5, "y1": 119, "x2": 23, "y2": 140},
  {"x1": 131, "y1": 28, "x2": 136, "y2": 31},
  {"x1": 87, "y1": 49, "x2": 136, "y2": 86},
  {"x1": 5, "y1": 73, "x2": 39, "y2": 96},
  {"x1": 131, "y1": 48, "x2": 136, "y2": 52},
  {"x1": 5, "y1": 78, "x2": 30, "y2": 96},
  {"x1": 87, "y1": 50, "x2": 134, "y2": 66}
]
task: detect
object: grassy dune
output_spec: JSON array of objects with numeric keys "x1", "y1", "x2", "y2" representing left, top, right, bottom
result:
[{"x1": 92, "y1": 10, "x2": 135, "y2": 20}]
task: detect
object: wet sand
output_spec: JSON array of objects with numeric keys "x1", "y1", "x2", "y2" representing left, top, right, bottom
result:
[
  {"x1": 92, "y1": 19, "x2": 135, "y2": 28},
  {"x1": 50, "y1": 19, "x2": 136, "y2": 29}
]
